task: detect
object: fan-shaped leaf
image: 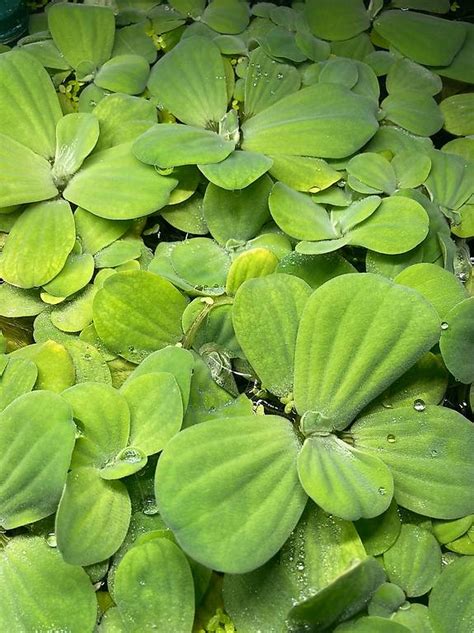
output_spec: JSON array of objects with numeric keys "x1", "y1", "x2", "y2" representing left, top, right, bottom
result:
[
  {"x1": 352, "y1": 406, "x2": 474, "y2": 519},
  {"x1": 155, "y1": 415, "x2": 306, "y2": 573},
  {"x1": 429, "y1": 557, "x2": 474, "y2": 633},
  {"x1": 439, "y1": 298, "x2": 474, "y2": 384},
  {"x1": 294, "y1": 274, "x2": 440, "y2": 430},
  {"x1": 198, "y1": 150, "x2": 272, "y2": 190},
  {"x1": 305, "y1": 0, "x2": 370, "y2": 42},
  {"x1": 94, "y1": 54, "x2": 150, "y2": 95}
]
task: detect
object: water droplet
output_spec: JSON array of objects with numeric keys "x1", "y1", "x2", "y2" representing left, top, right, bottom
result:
[
  {"x1": 378, "y1": 487, "x2": 386, "y2": 495},
  {"x1": 382, "y1": 401, "x2": 393, "y2": 409},
  {"x1": 457, "y1": 272, "x2": 468, "y2": 283},
  {"x1": 277, "y1": 72, "x2": 284, "y2": 80},
  {"x1": 430, "y1": 449, "x2": 439, "y2": 458},
  {"x1": 296, "y1": 562, "x2": 305, "y2": 571},
  {"x1": 128, "y1": 345, "x2": 135, "y2": 353},
  {"x1": 47, "y1": 533, "x2": 57, "y2": 548},
  {"x1": 139, "y1": 579, "x2": 146, "y2": 586},
  {"x1": 142, "y1": 499, "x2": 159, "y2": 515},
  {"x1": 441, "y1": 322, "x2": 449, "y2": 330},
  {"x1": 414, "y1": 399, "x2": 425, "y2": 412},
  {"x1": 119, "y1": 448, "x2": 143, "y2": 464},
  {"x1": 386, "y1": 434, "x2": 396, "y2": 443},
  {"x1": 83, "y1": 353, "x2": 92, "y2": 361}
]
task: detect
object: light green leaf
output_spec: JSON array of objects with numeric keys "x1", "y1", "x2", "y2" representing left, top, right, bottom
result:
[
  {"x1": 49, "y1": 284, "x2": 96, "y2": 332},
  {"x1": 1, "y1": 199, "x2": 75, "y2": 289},
  {"x1": 56, "y1": 466, "x2": 131, "y2": 566},
  {"x1": 287, "y1": 558, "x2": 386, "y2": 632},
  {"x1": 95, "y1": 54, "x2": 150, "y2": 95},
  {"x1": 0, "y1": 134, "x2": 57, "y2": 207},
  {"x1": 198, "y1": 150, "x2": 272, "y2": 190},
  {"x1": 440, "y1": 93, "x2": 474, "y2": 137},
  {"x1": 386, "y1": 58, "x2": 442, "y2": 96},
  {"x1": 43, "y1": 252, "x2": 95, "y2": 298},
  {"x1": 294, "y1": 273, "x2": 440, "y2": 430},
  {"x1": 319, "y1": 58, "x2": 359, "y2": 88},
  {"x1": 373, "y1": 10, "x2": 466, "y2": 66},
  {"x1": 93, "y1": 270, "x2": 187, "y2": 363},
  {"x1": 52, "y1": 113, "x2": 99, "y2": 185},
  {"x1": 111, "y1": 22, "x2": 158, "y2": 63},
  {"x1": 64, "y1": 142, "x2": 178, "y2": 220},
  {"x1": 335, "y1": 617, "x2": 411, "y2": 632},
  {"x1": 432, "y1": 515, "x2": 473, "y2": 545},
  {"x1": 202, "y1": 0, "x2": 249, "y2": 35},
  {"x1": 0, "y1": 536, "x2": 96, "y2": 632},
  {"x1": 21, "y1": 39, "x2": 71, "y2": 70},
  {"x1": 170, "y1": 237, "x2": 231, "y2": 292},
  {"x1": 0, "y1": 284, "x2": 46, "y2": 318},
  {"x1": 0, "y1": 50, "x2": 62, "y2": 158},
  {"x1": 10, "y1": 340, "x2": 75, "y2": 393},
  {"x1": 348, "y1": 196, "x2": 429, "y2": 254},
  {"x1": 155, "y1": 415, "x2": 307, "y2": 573},
  {"x1": 296, "y1": 237, "x2": 350, "y2": 255},
  {"x1": 241, "y1": 83, "x2": 379, "y2": 159},
  {"x1": 381, "y1": 91, "x2": 444, "y2": 137},
  {"x1": 394, "y1": 263, "x2": 467, "y2": 318},
  {"x1": 244, "y1": 47, "x2": 301, "y2": 118},
  {"x1": 429, "y1": 557, "x2": 474, "y2": 633},
  {"x1": 439, "y1": 298, "x2": 474, "y2": 384},
  {"x1": 0, "y1": 391, "x2": 75, "y2": 529},
  {"x1": 48, "y1": 3, "x2": 115, "y2": 72},
  {"x1": 276, "y1": 252, "x2": 356, "y2": 290},
  {"x1": 226, "y1": 248, "x2": 279, "y2": 295},
  {"x1": 347, "y1": 153, "x2": 396, "y2": 195},
  {"x1": 203, "y1": 175, "x2": 272, "y2": 244},
  {"x1": 383, "y1": 525, "x2": 441, "y2": 597},
  {"x1": 65, "y1": 339, "x2": 112, "y2": 385},
  {"x1": 62, "y1": 382, "x2": 130, "y2": 469},
  {"x1": 355, "y1": 499, "x2": 401, "y2": 556},
  {"x1": 121, "y1": 373, "x2": 183, "y2": 455},
  {"x1": 368, "y1": 583, "x2": 406, "y2": 619},
  {"x1": 0, "y1": 358, "x2": 37, "y2": 412},
  {"x1": 269, "y1": 182, "x2": 338, "y2": 241},
  {"x1": 233, "y1": 273, "x2": 312, "y2": 397},
  {"x1": 113, "y1": 538, "x2": 195, "y2": 632},
  {"x1": 95, "y1": 240, "x2": 142, "y2": 269},
  {"x1": 352, "y1": 406, "x2": 474, "y2": 519},
  {"x1": 424, "y1": 150, "x2": 474, "y2": 211},
  {"x1": 297, "y1": 434, "x2": 393, "y2": 520},
  {"x1": 100, "y1": 447, "x2": 147, "y2": 480},
  {"x1": 93, "y1": 93, "x2": 157, "y2": 152},
  {"x1": 392, "y1": 150, "x2": 431, "y2": 189},
  {"x1": 334, "y1": 196, "x2": 381, "y2": 234},
  {"x1": 305, "y1": 0, "x2": 370, "y2": 42},
  {"x1": 133, "y1": 123, "x2": 235, "y2": 168},
  {"x1": 269, "y1": 154, "x2": 341, "y2": 193},
  {"x1": 75, "y1": 207, "x2": 131, "y2": 255},
  {"x1": 147, "y1": 36, "x2": 228, "y2": 127},
  {"x1": 433, "y1": 22, "x2": 474, "y2": 85}
]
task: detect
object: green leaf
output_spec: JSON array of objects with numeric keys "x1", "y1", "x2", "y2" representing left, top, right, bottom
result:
[
  {"x1": 111, "y1": 22, "x2": 158, "y2": 63},
  {"x1": 1, "y1": 199, "x2": 76, "y2": 289},
  {"x1": 56, "y1": 466, "x2": 131, "y2": 566},
  {"x1": 147, "y1": 36, "x2": 228, "y2": 127},
  {"x1": 43, "y1": 252, "x2": 95, "y2": 298},
  {"x1": 383, "y1": 525, "x2": 441, "y2": 597},
  {"x1": 242, "y1": 83, "x2": 379, "y2": 159},
  {"x1": 296, "y1": 237, "x2": 351, "y2": 256},
  {"x1": 0, "y1": 391, "x2": 75, "y2": 529},
  {"x1": 391, "y1": 150, "x2": 431, "y2": 189},
  {"x1": 64, "y1": 143, "x2": 178, "y2": 220},
  {"x1": 155, "y1": 415, "x2": 307, "y2": 573},
  {"x1": 373, "y1": 10, "x2": 466, "y2": 67},
  {"x1": 93, "y1": 93, "x2": 157, "y2": 152},
  {"x1": 48, "y1": 3, "x2": 115, "y2": 72},
  {"x1": 170, "y1": 237, "x2": 231, "y2": 292},
  {"x1": 62, "y1": 382, "x2": 130, "y2": 469},
  {"x1": 10, "y1": 340, "x2": 75, "y2": 393},
  {"x1": 352, "y1": 406, "x2": 474, "y2": 519},
  {"x1": 348, "y1": 196, "x2": 429, "y2": 254},
  {"x1": 198, "y1": 150, "x2": 272, "y2": 190},
  {"x1": 121, "y1": 373, "x2": 183, "y2": 455},
  {"x1": 334, "y1": 196, "x2": 381, "y2": 234},
  {"x1": 100, "y1": 447, "x2": 148, "y2": 480},
  {"x1": 381, "y1": 91, "x2": 444, "y2": 137},
  {"x1": 394, "y1": 263, "x2": 467, "y2": 318},
  {"x1": 244, "y1": 47, "x2": 301, "y2": 118},
  {"x1": 287, "y1": 558, "x2": 386, "y2": 632},
  {"x1": 75, "y1": 207, "x2": 131, "y2": 255},
  {"x1": 335, "y1": 617, "x2": 411, "y2": 632},
  {"x1": 133, "y1": 123, "x2": 235, "y2": 169},
  {"x1": 0, "y1": 284, "x2": 46, "y2": 318},
  {"x1": 52, "y1": 113, "x2": 99, "y2": 184},
  {"x1": 424, "y1": 150, "x2": 474, "y2": 211},
  {"x1": 297, "y1": 434, "x2": 393, "y2": 520},
  {"x1": 355, "y1": 499, "x2": 401, "y2": 556},
  {"x1": 429, "y1": 557, "x2": 474, "y2": 633},
  {"x1": 21, "y1": 39, "x2": 71, "y2": 70},
  {"x1": 386, "y1": 58, "x2": 442, "y2": 97},
  {"x1": 269, "y1": 154, "x2": 341, "y2": 193},
  {"x1": 433, "y1": 22, "x2": 474, "y2": 85},
  {"x1": 319, "y1": 58, "x2": 359, "y2": 88},
  {"x1": 0, "y1": 134, "x2": 57, "y2": 207},
  {"x1": 441, "y1": 93, "x2": 474, "y2": 136},
  {"x1": 113, "y1": 539, "x2": 195, "y2": 632},
  {"x1": 269, "y1": 182, "x2": 339, "y2": 241},
  {"x1": 305, "y1": 0, "x2": 370, "y2": 42},
  {"x1": 347, "y1": 153, "x2": 396, "y2": 195},
  {"x1": 203, "y1": 175, "x2": 272, "y2": 244},
  {"x1": 95, "y1": 240, "x2": 142, "y2": 269},
  {"x1": 0, "y1": 536, "x2": 96, "y2": 632},
  {"x1": 0, "y1": 358, "x2": 37, "y2": 412},
  {"x1": 94, "y1": 54, "x2": 150, "y2": 95},
  {"x1": 439, "y1": 298, "x2": 474, "y2": 384},
  {"x1": 294, "y1": 274, "x2": 440, "y2": 430},
  {"x1": 0, "y1": 50, "x2": 62, "y2": 158},
  {"x1": 233, "y1": 273, "x2": 312, "y2": 397},
  {"x1": 226, "y1": 248, "x2": 279, "y2": 295},
  {"x1": 368, "y1": 583, "x2": 406, "y2": 618},
  {"x1": 93, "y1": 270, "x2": 187, "y2": 363},
  {"x1": 50, "y1": 284, "x2": 97, "y2": 333},
  {"x1": 201, "y1": 0, "x2": 249, "y2": 35},
  {"x1": 277, "y1": 252, "x2": 356, "y2": 290}
]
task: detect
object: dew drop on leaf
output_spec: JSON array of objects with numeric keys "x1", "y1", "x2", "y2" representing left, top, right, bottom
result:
[
  {"x1": 46, "y1": 533, "x2": 57, "y2": 548},
  {"x1": 378, "y1": 487, "x2": 387, "y2": 495},
  {"x1": 413, "y1": 399, "x2": 426, "y2": 412},
  {"x1": 386, "y1": 434, "x2": 396, "y2": 443},
  {"x1": 441, "y1": 322, "x2": 449, "y2": 330}
]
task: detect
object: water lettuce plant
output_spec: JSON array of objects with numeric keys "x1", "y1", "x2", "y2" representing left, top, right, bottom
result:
[{"x1": 0, "y1": 0, "x2": 473, "y2": 631}]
